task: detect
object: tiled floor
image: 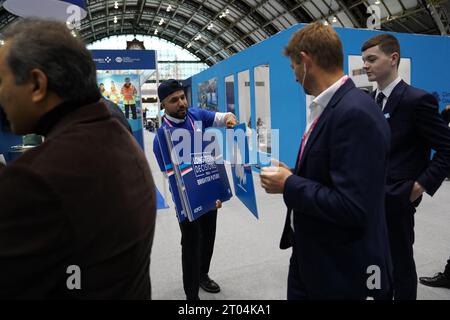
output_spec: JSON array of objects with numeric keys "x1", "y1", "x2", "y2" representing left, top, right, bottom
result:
[{"x1": 145, "y1": 130, "x2": 450, "y2": 300}]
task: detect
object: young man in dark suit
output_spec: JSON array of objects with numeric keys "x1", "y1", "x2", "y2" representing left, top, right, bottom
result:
[
  {"x1": 260, "y1": 22, "x2": 392, "y2": 300},
  {"x1": 418, "y1": 105, "x2": 450, "y2": 289},
  {"x1": 0, "y1": 19, "x2": 156, "y2": 299},
  {"x1": 362, "y1": 34, "x2": 450, "y2": 300}
]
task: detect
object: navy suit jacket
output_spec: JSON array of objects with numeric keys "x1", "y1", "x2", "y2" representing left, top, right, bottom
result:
[
  {"x1": 375, "y1": 81, "x2": 450, "y2": 210},
  {"x1": 442, "y1": 109, "x2": 450, "y2": 125},
  {"x1": 280, "y1": 79, "x2": 392, "y2": 299}
]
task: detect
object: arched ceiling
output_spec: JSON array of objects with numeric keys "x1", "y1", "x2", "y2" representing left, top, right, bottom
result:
[{"x1": 1, "y1": 0, "x2": 449, "y2": 66}]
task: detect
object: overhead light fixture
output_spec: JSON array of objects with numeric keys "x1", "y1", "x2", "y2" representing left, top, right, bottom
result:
[
  {"x1": 187, "y1": 43, "x2": 192, "y2": 48},
  {"x1": 324, "y1": 20, "x2": 329, "y2": 26},
  {"x1": 113, "y1": 16, "x2": 118, "y2": 23},
  {"x1": 0, "y1": 40, "x2": 5, "y2": 46},
  {"x1": 159, "y1": 18, "x2": 165, "y2": 26},
  {"x1": 375, "y1": 0, "x2": 380, "y2": 4},
  {"x1": 114, "y1": 1, "x2": 119, "y2": 9},
  {"x1": 219, "y1": 8, "x2": 230, "y2": 18},
  {"x1": 194, "y1": 34, "x2": 202, "y2": 41},
  {"x1": 154, "y1": 29, "x2": 158, "y2": 35},
  {"x1": 207, "y1": 23, "x2": 214, "y2": 30},
  {"x1": 332, "y1": 16, "x2": 337, "y2": 23},
  {"x1": 166, "y1": 5, "x2": 172, "y2": 12},
  {"x1": 71, "y1": 30, "x2": 77, "y2": 37}
]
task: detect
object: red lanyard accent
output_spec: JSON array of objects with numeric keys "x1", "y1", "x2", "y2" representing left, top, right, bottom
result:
[
  {"x1": 296, "y1": 76, "x2": 349, "y2": 169},
  {"x1": 297, "y1": 115, "x2": 321, "y2": 168},
  {"x1": 163, "y1": 114, "x2": 195, "y2": 131}
]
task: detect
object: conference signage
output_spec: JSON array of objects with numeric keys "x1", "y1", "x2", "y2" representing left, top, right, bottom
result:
[
  {"x1": 230, "y1": 123, "x2": 259, "y2": 218},
  {"x1": 91, "y1": 50, "x2": 156, "y2": 70}
]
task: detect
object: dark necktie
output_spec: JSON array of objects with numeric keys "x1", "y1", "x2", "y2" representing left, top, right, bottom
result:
[{"x1": 376, "y1": 92, "x2": 385, "y2": 109}]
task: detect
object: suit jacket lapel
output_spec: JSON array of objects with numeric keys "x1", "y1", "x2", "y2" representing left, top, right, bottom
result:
[
  {"x1": 296, "y1": 79, "x2": 355, "y2": 173},
  {"x1": 382, "y1": 80, "x2": 407, "y2": 119}
]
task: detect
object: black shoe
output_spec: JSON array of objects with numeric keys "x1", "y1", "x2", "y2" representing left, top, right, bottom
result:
[
  {"x1": 199, "y1": 275, "x2": 221, "y2": 293},
  {"x1": 419, "y1": 273, "x2": 450, "y2": 289}
]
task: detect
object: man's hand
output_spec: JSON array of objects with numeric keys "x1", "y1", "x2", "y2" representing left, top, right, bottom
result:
[
  {"x1": 224, "y1": 114, "x2": 237, "y2": 128},
  {"x1": 410, "y1": 181, "x2": 425, "y2": 202},
  {"x1": 215, "y1": 200, "x2": 222, "y2": 209},
  {"x1": 271, "y1": 159, "x2": 290, "y2": 171},
  {"x1": 260, "y1": 160, "x2": 293, "y2": 194}
]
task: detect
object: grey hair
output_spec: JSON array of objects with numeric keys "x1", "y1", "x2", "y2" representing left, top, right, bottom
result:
[{"x1": 1, "y1": 18, "x2": 100, "y2": 103}]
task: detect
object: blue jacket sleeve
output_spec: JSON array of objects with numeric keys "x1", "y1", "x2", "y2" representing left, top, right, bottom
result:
[
  {"x1": 196, "y1": 109, "x2": 216, "y2": 128},
  {"x1": 152, "y1": 133, "x2": 166, "y2": 172}
]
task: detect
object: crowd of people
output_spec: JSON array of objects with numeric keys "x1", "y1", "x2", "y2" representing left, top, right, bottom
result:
[{"x1": 0, "y1": 18, "x2": 449, "y2": 300}]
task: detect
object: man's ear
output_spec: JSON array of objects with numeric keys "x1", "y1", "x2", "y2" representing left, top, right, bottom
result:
[
  {"x1": 391, "y1": 52, "x2": 400, "y2": 68},
  {"x1": 29, "y1": 69, "x2": 48, "y2": 104},
  {"x1": 300, "y1": 51, "x2": 313, "y2": 67}
]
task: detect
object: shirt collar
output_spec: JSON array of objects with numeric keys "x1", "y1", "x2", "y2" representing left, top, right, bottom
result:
[
  {"x1": 378, "y1": 76, "x2": 402, "y2": 99},
  {"x1": 164, "y1": 113, "x2": 186, "y2": 124},
  {"x1": 313, "y1": 75, "x2": 348, "y2": 109},
  {"x1": 307, "y1": 75, "x2": 347, "y2": 124}
]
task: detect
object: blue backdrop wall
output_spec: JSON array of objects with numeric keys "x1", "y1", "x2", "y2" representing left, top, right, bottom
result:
[{"x1": 189, "y1": 24, "x2": 450, "y2": 168}]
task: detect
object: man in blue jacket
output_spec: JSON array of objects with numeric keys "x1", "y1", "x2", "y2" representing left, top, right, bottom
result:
[
  {"x1": 153, "y1": 79, "x2": 236, "y2": 300},
  {"x1": 260, "y1": 22, "x2": 392, "y2": 300}
]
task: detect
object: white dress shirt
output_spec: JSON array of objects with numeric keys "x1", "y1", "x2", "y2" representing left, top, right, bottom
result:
[
  {"x1": 375, "y1": 76, "x2": 402, "y2": 110},
  {"x1": 291, "y1": 75, "x2": 349, "y2": 232}
]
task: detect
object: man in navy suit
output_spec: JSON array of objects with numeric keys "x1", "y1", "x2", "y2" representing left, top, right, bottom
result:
[
  {"x1": 260, "y1": 22, "x2": 392, "y2": 300},
  {"x1": 362, "y1": 34, "x2": 450, "y2": 300}
]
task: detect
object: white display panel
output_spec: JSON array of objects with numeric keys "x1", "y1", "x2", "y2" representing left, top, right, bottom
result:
[
  {"x1": 237, "y1": 70, "x2": 251, "y2": 127},
  {"x1": 254, "y1": 65, "x2": 272, "y2": 154},
  {"x1": 225, "y1": 75, "x2": 236, "y2": 114}
]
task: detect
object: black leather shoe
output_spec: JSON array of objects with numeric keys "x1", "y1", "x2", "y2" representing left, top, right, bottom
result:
[
  {"x1": 199, "y1": 275, "x2": 221, "y2": 293},
  {"x1": 419, "y1": 273, "x2": 450, "y2": 289}
]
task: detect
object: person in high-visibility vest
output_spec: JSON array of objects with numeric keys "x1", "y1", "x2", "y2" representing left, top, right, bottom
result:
[
  {"x1": 121, "y1": 77, "x2": 138, "y2": 120},
  {"x1": 98, "y1": 83, "x2": 109, "y2": 99},
  {"x1": 109, "y1": 81, "x2": 121, "y2": 105}
]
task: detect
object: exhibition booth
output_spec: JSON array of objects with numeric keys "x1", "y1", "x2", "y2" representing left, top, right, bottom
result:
[{"x1": 188, "y1": 24, "x2": 450, "y2": 168}]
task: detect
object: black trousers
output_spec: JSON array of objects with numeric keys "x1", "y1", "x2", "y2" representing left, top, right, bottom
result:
[
  {"x1": 124, "y1": 104, "x2": 137, "y2": 120},
  {"x1": 179, "y1": 209, "x2": 217, "y2": 300},
  {"x1": 386, "y1": 200, "x2": 417, "y2": 300},
  {"x1": 287, "y1": 251, "x2": 308, "y2": 300}
]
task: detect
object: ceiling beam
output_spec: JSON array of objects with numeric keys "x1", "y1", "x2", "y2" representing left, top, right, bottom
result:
[
  {"x1": 147, "y1": 0, "x2": 164, "y2": 34},
  {"x1": 120, "y1": 0, "x2": 127, "y2": 34},
  {"x1": 194, "y1": 0, "x2": 270, "y2": 57},
  {"x1": 86, "y1": 0, "x2": 96, "y2": 41},
  {"x1": 336, "y1": 0, "x2": 361, "y2": 27},
  {"x1": 159, "y1": 0, "x2": 185, "y2": 38},
  {"x1": 105, "y1": 0, "x2": 109, "y2": 37},
  {"x1": 423, "y1": 0, "x2": 449, "y2": 35}
]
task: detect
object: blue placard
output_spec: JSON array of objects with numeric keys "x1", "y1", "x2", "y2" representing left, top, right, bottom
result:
[
  {"x1": 230, "y1": 123, "x2": 259, "y2": 218},
  {"x1": 156, "y1": 127, "x2": 233, "y2": 222},
  {"x1": 91, "y1": 50, "x2": 156, "y2": 70}
]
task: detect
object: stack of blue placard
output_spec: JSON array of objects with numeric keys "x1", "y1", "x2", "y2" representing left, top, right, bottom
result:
[{"x1": 156, "y1": 127, "x2": 232, "y2": 222}]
